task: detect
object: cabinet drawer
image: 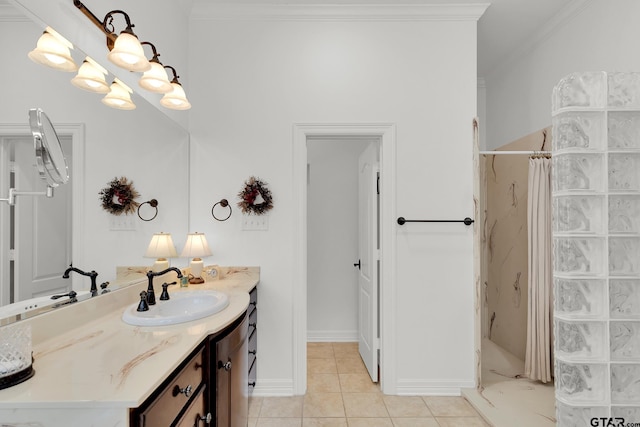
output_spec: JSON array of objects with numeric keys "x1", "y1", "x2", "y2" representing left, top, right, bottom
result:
[
  {"x1": 174, "y1": 385, "x2": 209, "y2": 427},
  {"x1": 139, "y1": 348, "x2": 205, "y2": 427}
]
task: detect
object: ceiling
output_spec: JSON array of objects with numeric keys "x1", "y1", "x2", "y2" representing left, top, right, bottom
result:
[{"x1": 4, "y1": 0, "x2": 582, "y2": 77}]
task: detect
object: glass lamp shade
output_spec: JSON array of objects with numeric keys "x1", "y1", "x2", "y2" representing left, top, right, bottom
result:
[
  {"x1": 180, "y1": 233, "x2": 212, "y2": 284},
  {"x1": 145, "y1": 232, "x2": 178, "y2": 272},
  {"x1": 102, "y1": 79, "x2": 136, "y2": 110},
  {"x1": 160, "y1": 82, "x2": 191, "y2": 110},
  {"x1": 107, "y1": 32, "x2": 151, "y2": 72},
  {"x1": 71, "y1": 58, "x2": 109, "y2": 93},
  {"x1": 28, "y1": 31, "x2": 77, "y2": 72},
  {"x1": 139, "y1": 61, "x2": 172, "y2": 93}
]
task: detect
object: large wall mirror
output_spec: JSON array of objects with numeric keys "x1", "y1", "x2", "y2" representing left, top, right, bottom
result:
[{"x1": 0, "y1": 2, "x2": 190, "y2": 321}]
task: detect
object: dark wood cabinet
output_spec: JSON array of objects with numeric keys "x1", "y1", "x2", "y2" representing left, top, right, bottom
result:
[
  {"x1": 248, "y1": 286, "x2": 257, "y2": 395},
  {"x1": 131, "y1": 296, "x2": 255, "y2": 427}
]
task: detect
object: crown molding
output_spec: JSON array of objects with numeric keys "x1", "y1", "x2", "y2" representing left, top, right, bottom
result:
[
  {"x1": 190, "y1": 3, "x2": 489, "y2": 22},
  {"x1": 483, "y1": 0, "x2": 594, "y2": 78},
  {"x1": 0, "y1": 3, "x2": 29, "y2": 22}
]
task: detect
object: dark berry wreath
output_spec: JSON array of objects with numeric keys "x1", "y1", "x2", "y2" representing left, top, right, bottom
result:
[
  {"x1": 99, "y1": 176, "x2": 140, "y2": 215},
  {"x1": 237, "y1": 176, "x2": 273, "y2": 215}
]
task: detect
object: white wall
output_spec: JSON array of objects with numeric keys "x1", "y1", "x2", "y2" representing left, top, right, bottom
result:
[
  {"x1": 307, "y1": 139, "x2": 369, "y2": 342},
  {"x1": 484, "y1": 0, "x2": 640, "y2": 149},
  {"x1": 188, "y1": 6, "x2": 480, "y2": 394},
  {"x1": 0, "y1": 17, "x2": 190, "y2": 283}
]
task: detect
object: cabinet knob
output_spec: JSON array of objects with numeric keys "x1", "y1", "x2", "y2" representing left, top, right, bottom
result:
[
  {"x1": 172, "y1": 384, "x2": 192, "y2": 397},
  {"x1": 218, "y1": 360, "x2": 232, "y2": 371},
  {"x1": 197, "y1": 412, "x2": 212, "y2": 425}
]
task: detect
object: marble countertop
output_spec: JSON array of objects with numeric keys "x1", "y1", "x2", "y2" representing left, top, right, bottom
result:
[{"x1": 0, "y1": 266, "x2": 259, "y2": 410}]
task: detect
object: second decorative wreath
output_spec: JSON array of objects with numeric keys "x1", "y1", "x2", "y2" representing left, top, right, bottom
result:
[{"x1": 237, "y1": 176, "x2": 273, "y2": 215}]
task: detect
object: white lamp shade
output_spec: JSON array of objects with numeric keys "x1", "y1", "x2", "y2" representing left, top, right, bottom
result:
[
  {"x1": 71, "y1": 58, "x2": 109, "y2": 93},
  {"x1": 102, "y1": 79, "x2": 136, "y2": 110},
  {"x1": 145, "y1": 232, "x2": 178, "y2": 259},
  {"x1": 28, "y1": 31, "x2": 77, "y2": 72},
  {"x1": 139, "y1": 62, "x2": 172, "y2": 93},
  {"x1": 107, "y1": 32, "x2": 151, "y2": 72},
  {"x1": 180, "y1": 233, "x2": 212, "y2": 258},
  {"x1": 160, "y1": 82, "x2": 191, "y2": 110}
]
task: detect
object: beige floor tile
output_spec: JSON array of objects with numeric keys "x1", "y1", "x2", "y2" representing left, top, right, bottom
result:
[
  {"x1": 309, "y1": 358, "x2": 338, "y2": 374},
  {"x1": 422, "y1": 397, "x2": 478, "y2": 417},
  {"x1": 383, "y1": 396, "x2": 431, "y2": 418},
  {"x1": 347, "y1": 418, "x2": 393, "y2": 427},
  {"x1": 260, "y1": 396, "x2": 304, "y2": 418},
  {"x1": 335, "y1": 357, "x2": 367, "y2": 374},
  {"x1": 308, "y1": 373, "x2": 341, "y2": 393},
  {"x1": 256, "y1": 417, "x2": 303, "y2": 427},
  {"x1": 248, "y1": 418, "x2": 258, "y2": 427},
  {"x1": 308, "y1": 343, "x2": 335, "y2": 358},
  {"x1": 303, "y1": 393, "x2": 345, "y2": 417},
  {"x1": 342, "y1": 393, "x2": 389, "y2": 418},
  {"x1": 339, "y1": 373, "x2": 380, "y2": 393},
  {"x1": 435, "y1": 417, "x2": 490, "y2": 427},
  {"x1": 249, "y1": 397, "x2": 264, "y2": 418},
  {"x1": 332, "y1": 342, "x2": 360, "y2": 358},
  {"x1": 391, "y1": 418, "x2": 439, "y2": 427},
  {"x1": 302, "y1": 418, "x2": 348, "y2": 427}
]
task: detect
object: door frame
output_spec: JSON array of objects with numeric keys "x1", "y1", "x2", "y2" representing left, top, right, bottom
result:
[
  {"x1": 292, "y1": 123, "x2": 397, "y2": 395},
  {"x1": 0, "y1": 123, "x2": 85, "y2": 304}
]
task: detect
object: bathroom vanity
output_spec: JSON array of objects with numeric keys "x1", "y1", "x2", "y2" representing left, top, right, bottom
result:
[{"x1": 0, "y1": 266, "x2": 259, "y2": 427}]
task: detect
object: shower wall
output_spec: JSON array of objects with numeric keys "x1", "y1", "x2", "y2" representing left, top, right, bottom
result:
[
  {"x1": 553, "y1": 72, "x2": 640, "y2": 425},
  {"x1": 483, "y1": 128, "x2": 551, "y2": 361}
]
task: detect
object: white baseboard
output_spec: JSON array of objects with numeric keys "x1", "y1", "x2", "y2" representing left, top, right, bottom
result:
[
  {"x1": 307, "y1": 330, "x2": 358, "y2": 342},
  {"x1": 251, "y1": 379, "x2": 296, "y2": 396},
  {"x1": 396, "y1": 379, "x2": 476, "y2": 396}
]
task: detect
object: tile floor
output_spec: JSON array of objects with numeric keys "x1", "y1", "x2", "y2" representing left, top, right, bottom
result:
[{"x1": 248, "y1": 342, "x2": 490, "y2": 427}]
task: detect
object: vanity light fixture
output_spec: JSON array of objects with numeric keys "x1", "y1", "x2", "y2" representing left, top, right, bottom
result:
[
  {"x1": 102, "y1": 78, "x2": 136, "y2": 110},
  {"x1": 180, "y1": 232, "x2": 212, "y2": 284},
  {"x1": 138, "y1": 42, "x2": 172, "y2": 93},
  {"x1": 71, "y1": 57, "x2": 109, "y2": 93},
  {"x1": 73, "y1": 0, "x2": 150, "y2": 72},
  {"x1": 28, "y1": 28, "x2": 77, "y2": 72},
  {"x1": 144, "y1": 232, "x2": 178, "y2": 272},
  {"x1": 160, "y1": 66, "x2": 192, "y2": 110}
]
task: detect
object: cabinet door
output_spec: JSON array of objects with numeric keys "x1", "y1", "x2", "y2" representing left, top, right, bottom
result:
[
  {"x1": 175, "y1": 385, "x2": 210, "y2": 427},
  {"x1": 216, "y1": 314, "x2": 248, "y2": 427}
]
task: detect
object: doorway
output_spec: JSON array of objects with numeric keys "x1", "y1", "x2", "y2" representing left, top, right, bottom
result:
[
  {"x1": 306, "y1": 138, "x2": 379, "y2": 381},
  {"x1": 292, "y1": 123, "x2": 397, "y2": 395},
  {"x1": 0, "y1": 123, "x2": 85, "y2": 306}
]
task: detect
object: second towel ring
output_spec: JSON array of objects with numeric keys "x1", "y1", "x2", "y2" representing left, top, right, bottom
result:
[
  {"x1": 212, "y1": 199, "x2": 232, "y2": 221},
  {"x1": 138, "y1": 199, "x2": 159, "y2": 221}
]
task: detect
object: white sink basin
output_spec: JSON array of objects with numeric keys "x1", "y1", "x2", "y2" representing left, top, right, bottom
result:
[{"x1": 122, "y1": 290, "x2": 229, "y2": 326}]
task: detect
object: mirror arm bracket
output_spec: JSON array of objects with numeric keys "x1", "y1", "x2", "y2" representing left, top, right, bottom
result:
[{"x1": 0, "y1": 187, "x2": 54, "y2": 206}]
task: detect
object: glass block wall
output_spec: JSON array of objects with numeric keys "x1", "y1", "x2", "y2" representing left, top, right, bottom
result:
[{"x1": 552, "y1": 72, "x2": 640, "y2": 426}]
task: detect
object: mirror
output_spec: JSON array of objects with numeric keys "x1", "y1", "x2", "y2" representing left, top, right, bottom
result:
[
  {"x1": 30, "y1": 107, "x2": 69, "y2": 186},
  {"x1": 0, "y1": 4, "x2": 190, "y2": 322}
]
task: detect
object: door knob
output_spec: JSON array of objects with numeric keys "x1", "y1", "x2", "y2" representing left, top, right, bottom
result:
[{"x1": 353, "y1": 260, "x2": 361, "y2": 270}]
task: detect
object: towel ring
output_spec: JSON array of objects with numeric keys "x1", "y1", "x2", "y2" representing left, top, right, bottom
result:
[
  {"x1": 211, "y1": 199, "x2": 232, "y2": 221},
  {"x1": 137, "y1": 199, "x2": 159, "y2": 221}
]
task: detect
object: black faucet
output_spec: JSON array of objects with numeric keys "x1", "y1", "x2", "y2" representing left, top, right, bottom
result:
[
  {"x1": 63, "y1": 266, "x2": 99, "y2": 297},
  {"x1": 146, "y1": 267, "x2": 183, "y2": 305}
]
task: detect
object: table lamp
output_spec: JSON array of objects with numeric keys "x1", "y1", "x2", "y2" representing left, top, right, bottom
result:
[
  {"x1": 181, "y1": 232, "x2": 212, "y2": 284},
  {"x1": 144, "y1": 232, "x2": 178, "y2": 272}
]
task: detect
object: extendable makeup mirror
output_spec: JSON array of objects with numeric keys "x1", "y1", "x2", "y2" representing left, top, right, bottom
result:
[{"x1": 0, "y1": 108, "x2": 69, "y2": 205}]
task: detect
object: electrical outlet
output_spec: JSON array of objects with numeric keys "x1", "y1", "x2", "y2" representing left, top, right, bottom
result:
[
  {"x1": 109, "y1": 215, "x2": 137, "y2": 231},
  {"x1": 242, "y1": 215, "x2": 269, "y2": 231}
]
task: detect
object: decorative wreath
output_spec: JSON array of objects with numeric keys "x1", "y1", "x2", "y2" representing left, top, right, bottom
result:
[
  {"x1": 237, "y1": 176, "x2": 273, "y2": 215},
  {"x1": 99, "y1": 176, "x2": 140, "y2": 215}
]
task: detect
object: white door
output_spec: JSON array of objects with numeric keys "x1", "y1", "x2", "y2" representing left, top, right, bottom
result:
[
  {"x1": 357, "y1": 142, "x2": 379, "y2": 382},
  {"x1": 13, "y1": 136, "x2": 71, "y2": 300}
]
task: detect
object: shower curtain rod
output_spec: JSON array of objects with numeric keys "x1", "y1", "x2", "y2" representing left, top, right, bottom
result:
[{"x1": 479, "y1": 150, "x2": 551, "y2": 155}]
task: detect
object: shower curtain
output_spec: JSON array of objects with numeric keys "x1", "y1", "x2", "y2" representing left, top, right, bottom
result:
[{"x1": 525, "y1": 157, "x2": 553, "y2": 383}]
